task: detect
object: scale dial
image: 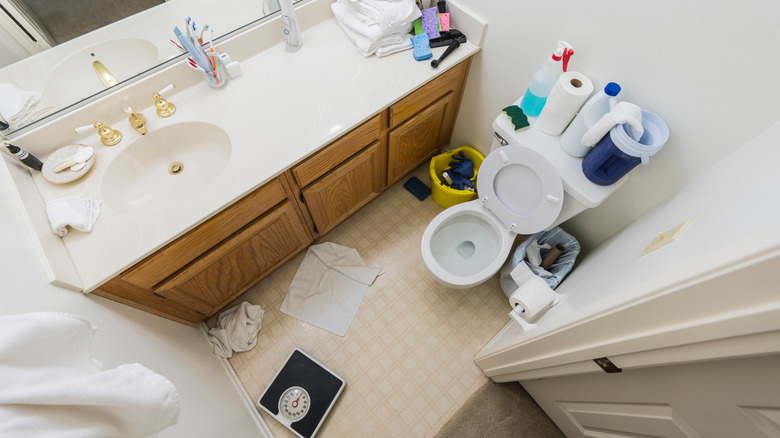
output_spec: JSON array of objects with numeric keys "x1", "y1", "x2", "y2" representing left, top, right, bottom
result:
[{"x1": 279, "y1": 386, "x2": 310, "y2": 422}]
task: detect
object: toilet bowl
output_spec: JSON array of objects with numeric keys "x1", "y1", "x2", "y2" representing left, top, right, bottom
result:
[{"x1": 420, "y1": 109, "x2": 629, "y2": 289}]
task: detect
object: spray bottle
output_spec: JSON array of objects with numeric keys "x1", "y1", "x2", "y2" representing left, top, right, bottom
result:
[{"x1": 519, "y1": 41, "x2": 574, "y2": 117}]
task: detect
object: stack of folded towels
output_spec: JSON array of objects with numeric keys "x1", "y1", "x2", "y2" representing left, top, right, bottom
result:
[
  {"x1": 0, "y1": 83, "x2": 42, "y2": 130},
  {"x1": 331, "y1": 0, "x2": 422, "y2": 57}
]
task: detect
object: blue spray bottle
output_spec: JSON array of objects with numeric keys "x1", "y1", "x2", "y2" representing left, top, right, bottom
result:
[{"x1": 519, "y1": 41, "x2": 574, "y2": 117}]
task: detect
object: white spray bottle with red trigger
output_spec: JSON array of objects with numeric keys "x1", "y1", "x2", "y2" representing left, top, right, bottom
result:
[{"x1": 519, "y1": 41, "x2": 574, "y2": 117}]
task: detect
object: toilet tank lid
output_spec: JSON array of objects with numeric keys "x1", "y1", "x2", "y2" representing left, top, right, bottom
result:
[{"x1": 492, "y1": 112, "x2": 627, "y2": 209}]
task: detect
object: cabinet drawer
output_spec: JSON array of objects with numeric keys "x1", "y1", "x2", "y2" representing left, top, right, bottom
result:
[
  {"x1": 388, "y1": 61, "x2": 467, "y2": 128},
  {"x1": 154, "y1": 201, "x2": 310, "y2": 314},
  {"x1": 292, "y1": 114, "x2": 382, "y2": 188},
  {"x1": 120, "y1": 177, "x2": 287, "y2": 289},
  {"x1": 302, "y1": 141, "x2": 383, "y2": 235}
]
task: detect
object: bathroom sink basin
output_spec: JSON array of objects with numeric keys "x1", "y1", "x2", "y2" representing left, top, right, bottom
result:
[
  {"x1": 44, "y1": 39, "x2": 158, "y2": 106},
  {"x1": 101, "y1": 122, "x2": 232, "y2": 215}
]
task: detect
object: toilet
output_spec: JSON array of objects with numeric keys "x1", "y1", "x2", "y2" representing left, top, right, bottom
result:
[{"x1": 421, "y1": 109, "x2": 628, "y2": 289}]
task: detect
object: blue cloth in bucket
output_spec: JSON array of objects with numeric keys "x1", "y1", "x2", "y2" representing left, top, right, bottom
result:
[{"x1": 499, "y1": 227, "x2": 580, "y2": 298}]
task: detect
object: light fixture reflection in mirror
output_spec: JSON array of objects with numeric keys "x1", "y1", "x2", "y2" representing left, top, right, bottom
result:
[{"x1": 0, "y1": 0, "x2": 285, "y2": 136}]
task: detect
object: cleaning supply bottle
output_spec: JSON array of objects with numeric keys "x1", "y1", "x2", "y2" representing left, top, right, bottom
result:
[
  {"x1": 5, "y1": 143, "x2": 42, "y2": 171},
  {"x1": 560, "y1": 82, "x2": 621, "y2": 157},
  {"x1": 519, "y1": 41, "x2": 574, "y2": 117}
]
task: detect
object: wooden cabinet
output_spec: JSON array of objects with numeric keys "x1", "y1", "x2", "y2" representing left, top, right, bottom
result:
[
  {"x1": 93, "y1": 57, "x2": 472, "y2": 326},
  {"x1": 93, "y1": 176, "x2": 313, "y2": 326}
]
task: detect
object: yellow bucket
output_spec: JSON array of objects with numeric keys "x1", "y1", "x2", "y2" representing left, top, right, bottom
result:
[{"x1": 430, "y1": 146, "x2": 485, "y2": 209}]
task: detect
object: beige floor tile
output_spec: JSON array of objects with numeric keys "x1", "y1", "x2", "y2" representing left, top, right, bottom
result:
[{"x1": 212, "y1": 165, "x2": 511, "y2": 437}]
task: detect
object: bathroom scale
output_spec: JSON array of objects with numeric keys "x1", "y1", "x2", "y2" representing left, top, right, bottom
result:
[{"x1": 257, "y1": 349, "x2": 345, "y2": 438}]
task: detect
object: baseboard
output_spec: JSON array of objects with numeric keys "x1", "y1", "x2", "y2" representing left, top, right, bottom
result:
[{"x1": 198, "y1": 323, "x2": 274, "y2": 438}]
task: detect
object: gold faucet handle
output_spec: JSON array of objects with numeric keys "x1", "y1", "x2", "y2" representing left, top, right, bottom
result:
[
  {"x1": 152, "y1": 84, "x2": 176, "y2": 118},
  {"x1": 75, "y1": 122, "x2": 122, "y2": 146}
]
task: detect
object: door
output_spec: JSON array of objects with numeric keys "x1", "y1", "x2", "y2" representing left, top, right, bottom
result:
[{"x1": 522, "y1": 354, "x2": 780, "y2": 438}]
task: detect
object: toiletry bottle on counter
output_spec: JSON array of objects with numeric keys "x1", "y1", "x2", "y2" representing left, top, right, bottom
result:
[
  {"x1": 5, "y1": 143, "x2": 42, "y2": 171},
  {"x1": 519, "y1": 40, "x2": 574, "y2": 117},
  {"x1": 560, "y1": 82, "x2": 621, "y2": 158}
]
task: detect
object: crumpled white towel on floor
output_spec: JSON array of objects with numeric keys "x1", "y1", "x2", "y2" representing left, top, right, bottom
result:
[
  {"x1": 208, "y1": 302, "x2": 265, "y2": 359},
  {"x1": 0, "y1": 312, "x2": 180, "y2": 438},
  {"x1": 280, "y1": 242, "x2": 383, "y2": 336}
]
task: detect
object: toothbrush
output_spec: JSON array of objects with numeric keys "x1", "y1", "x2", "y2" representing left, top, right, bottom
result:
[{"x1": 279, "y1": 0, "x2": 302, "y2": 52}]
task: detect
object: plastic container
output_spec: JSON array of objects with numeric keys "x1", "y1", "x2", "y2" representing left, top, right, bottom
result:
[
  {"x1": 560, "y1": 82, "x2": 621, "y2": 157},
  {"x1": 519, "y1": 41, "x2": 574, "y2": 117},
  {"x1": 430, "y1": 146, "x2": 485, "y2": 208},
  {"x1": 582, "y1": 110, "x2": 669, "y2": 186}
]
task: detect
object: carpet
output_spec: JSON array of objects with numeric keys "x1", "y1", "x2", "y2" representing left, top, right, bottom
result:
[{"x1": 433, "y1": 381, "x2": 564, "y2": 438}]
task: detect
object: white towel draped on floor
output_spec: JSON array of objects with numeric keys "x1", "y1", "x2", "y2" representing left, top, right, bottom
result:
[
  {"x1": 280, "y1": 242, "x2": 383, "y2": 336},
  {"x1": 0, "y1": 312, "x2": 180, "y2": 438}
]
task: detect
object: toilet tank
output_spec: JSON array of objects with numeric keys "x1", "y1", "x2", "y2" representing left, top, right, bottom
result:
[{"x1": 489, "y1": 112, "x2": 627, "y2": 225}]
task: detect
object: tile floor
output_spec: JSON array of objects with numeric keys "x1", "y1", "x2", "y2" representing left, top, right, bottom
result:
[{"x1": 213, "y1": 166, "x2": 512, "y2": 437}]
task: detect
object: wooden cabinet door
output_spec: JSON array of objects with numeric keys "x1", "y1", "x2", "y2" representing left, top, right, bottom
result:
[
  {"x1": 386, "y1": 92, "x2": 455, "y2": 185},
  {"x1": 301, "y1": 141, "x2": 383, "y2": 235},
  {"x1": 154, "y1": 201, "x2": 310, "y2": 315}
]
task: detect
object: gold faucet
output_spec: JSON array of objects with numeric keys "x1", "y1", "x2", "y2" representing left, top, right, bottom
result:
[
  {"x1": 75, "y1": 122, "x2": 122, "y2": 146},
  {"x1": 152, "y1": 84, "x2": 176, "y2": 117},
  {"x1": 92, "y1": 61, "x2": 118, "y2": 88},
  {"x1": 124, "y1": 106, "x2": 147, "y2": 135}
]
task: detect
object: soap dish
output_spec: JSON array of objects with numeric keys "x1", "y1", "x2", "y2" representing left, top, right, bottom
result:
[{"x1": 42, "y1": 144, "x2": 95, "y2": 184}]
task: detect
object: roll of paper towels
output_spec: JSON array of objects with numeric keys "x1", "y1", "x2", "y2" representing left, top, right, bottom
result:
[
  {"x1": 536, "y1": 71, "x2": 594, "y2": 136},
  {"x1": 509, "y1": 275, "x2": 561, "y2": 321}
]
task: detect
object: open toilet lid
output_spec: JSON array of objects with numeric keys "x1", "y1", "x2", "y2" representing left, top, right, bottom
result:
[{"x1": 477, "y1": 146, "x2": 564, "y2": 234}]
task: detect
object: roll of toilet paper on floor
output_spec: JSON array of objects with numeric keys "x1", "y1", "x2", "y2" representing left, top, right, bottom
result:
[
  {"x1": 536, "y1": 71, "x2": 594, "y2": 136},
  {"x1": 509, "y1": 275, "x2": 557, "y2": 321}
]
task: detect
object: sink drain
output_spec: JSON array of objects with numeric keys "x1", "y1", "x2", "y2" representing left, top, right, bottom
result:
[{"x1": 168, "y1": 162, "x2": 183, "y2": 175}]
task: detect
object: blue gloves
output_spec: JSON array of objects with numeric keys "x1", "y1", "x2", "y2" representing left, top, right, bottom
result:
[{"x1": 443, "y1": 152, "x2": 475, "y2": 191}]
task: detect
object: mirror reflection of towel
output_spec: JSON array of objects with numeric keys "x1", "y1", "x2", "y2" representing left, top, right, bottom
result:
[{"x1": 280, "y1": 242, "x2": 384, "y2": 336}]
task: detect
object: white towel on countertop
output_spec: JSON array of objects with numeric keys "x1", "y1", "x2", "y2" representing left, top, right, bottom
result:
[
  {"x1": 581, "y1": 101, "x2": 645, "y2": 146},
  {"x1": 0, "y1": 83, "x2": 41, "y2": 129},
  {"x1": 376, "y1": 32, "x2": 414, "y2": 57},
  {"x1": 346, "y1": 0, "x2": 421, "y2": 30},
  {"x1": 208, "y1": 302, "x2": 265, "y2": 359},
  {"x1": 332, "y1": 1, "x2": 413, "y2": 57},
  {"x1": 280, "y1": 242, "x2": 383, "y2": 336},
  {"x1": 0, "y1": 312, "x2": 180, "y2": 438},
  {"x1": 45, "y1": 195, "x2": 101, "y2": 237}
]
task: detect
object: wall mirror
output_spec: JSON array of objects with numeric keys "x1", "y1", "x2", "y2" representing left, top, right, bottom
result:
[{"x1": 0, "y1": 0, "x2": 287, "y2": 137}]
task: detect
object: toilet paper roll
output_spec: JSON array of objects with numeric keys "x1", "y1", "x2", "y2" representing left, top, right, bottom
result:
[
  {"x1": 509, "y1": 275, "x2": 557, "y2": 321},
  {"x1": 536, "y1": 71, "x2": 594, "y2": 136}
]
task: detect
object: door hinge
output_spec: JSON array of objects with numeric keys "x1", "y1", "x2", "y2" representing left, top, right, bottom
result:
[{"x1": 593, "y1": 357, "x2": 622, "y2": 373}]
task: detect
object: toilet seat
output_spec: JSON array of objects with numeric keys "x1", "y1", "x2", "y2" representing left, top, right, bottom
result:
[{"x1": 477, "y1": 146, "x2": 564, "y2": 234}]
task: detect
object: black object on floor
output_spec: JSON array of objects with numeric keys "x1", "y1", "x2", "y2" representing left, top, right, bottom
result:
[
  {"x1": 404, "y1": 176, "x2": 432, "y2": 200},
  {"x1": 258, "y1": 349, "x2": 345, "y2": 438}
]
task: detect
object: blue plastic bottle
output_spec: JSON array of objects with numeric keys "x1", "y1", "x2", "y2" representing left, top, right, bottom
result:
[{"x1": 520, "y1": 41, "x2": 574, "y2": 117}]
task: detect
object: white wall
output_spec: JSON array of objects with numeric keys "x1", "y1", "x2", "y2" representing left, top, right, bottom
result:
[
  {"x1": 450, "y1": 0, "x2": 780, "y2": 250},
  {"x1": 0, "y1": 23, "x2": 30, "y2": 68},
  {"x1": 0, "y1": 172, "x2": 262, "y2": 436},
  {"x1": 552, "y1": 118, "x2": 780, "y2": 316}
]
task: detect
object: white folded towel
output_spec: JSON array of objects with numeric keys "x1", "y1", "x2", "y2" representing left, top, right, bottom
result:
[
  {"x1": 208, "y1": 302, "x2": 265, "y2": 359},
  {"x1": 332, "y1": 1, "x2": 414, "y2": 57},
  {"x1": 0, "y1": 83, "x2": 41, "y2": 128},
  {"x1": 0, "y1": 312, "x2": 180, "y2": 437},
  {"x1": 45, "y1": 195, "x2": 101, "y2": 237},
  {"x1": 376, "y1": 33, "x2": 414, "y2": 57},
  {"x1": 581, "y1": 101, "x2": 645, "y2": 147},
  {"x1": 346, "y1": 0, "x2": 421, "y2": 31}
]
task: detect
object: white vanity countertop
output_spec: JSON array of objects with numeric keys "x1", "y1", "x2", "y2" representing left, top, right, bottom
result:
[{"x1": 15, "y1": 2, "x2": 483, "y2": 292}]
